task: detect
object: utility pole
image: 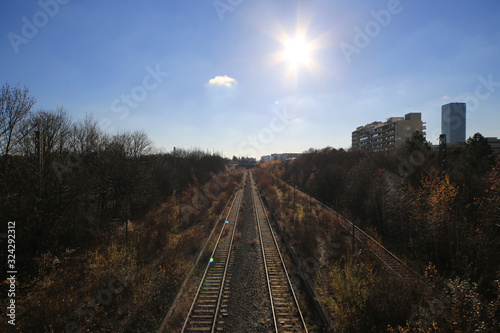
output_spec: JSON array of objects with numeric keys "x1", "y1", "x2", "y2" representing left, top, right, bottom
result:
[
  {"x1": 35, "y1": 128, "x2": 43, "y2": 199},
  {"x1": 35, "y1": 127, "x2": 44, "y2": 218},
  {"x1": 309, "y1": 194, "x2": 312, "y2": 225},
  {"x1": 439, "y1": 134, "x2": 447, "y2": 181},
  {"x1": 125, "y1": 204, "x2": 129, "y2": 250},
  {"x1": 174, "y1": 147, "x2": 182, "y2": 224},
  {"x1": 274, "y1": 167, "x2": 277, "y2": 187},
  {"x1": 179, "y1": 180, "x2": 182, "y2": 224},
  {"x1": 352, "y1": 219, "x2": 355, "y2": 256}
]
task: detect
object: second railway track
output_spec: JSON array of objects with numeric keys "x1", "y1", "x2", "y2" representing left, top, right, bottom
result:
[
  {"x1": 250, "y1": 171, "x2": 308, "y2": 333},
  {"x1": 181, "y1": 174, "x2": 246, "y2": 332}
]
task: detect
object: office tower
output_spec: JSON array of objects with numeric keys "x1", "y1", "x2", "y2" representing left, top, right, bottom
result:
[{"x1": 441, "y1": 103, "x2": 466, "y2": 143}]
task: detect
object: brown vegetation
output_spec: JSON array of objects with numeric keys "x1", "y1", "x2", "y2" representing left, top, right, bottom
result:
[
  {"x1": 256, "y1": 134, "x2": 500, "y2": 331},
  {"x1": 1, "y1": 171, "x2": 241, "y2": 331}
]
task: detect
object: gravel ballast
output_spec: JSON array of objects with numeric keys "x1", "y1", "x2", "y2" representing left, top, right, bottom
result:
[{"x1": 220, "y1": 175, "x2": 273, "y2": 332}]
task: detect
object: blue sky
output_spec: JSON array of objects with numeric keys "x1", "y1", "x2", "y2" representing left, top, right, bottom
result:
[{"x1": 1, "y1": 0, "x2": 499, "y2": 158}]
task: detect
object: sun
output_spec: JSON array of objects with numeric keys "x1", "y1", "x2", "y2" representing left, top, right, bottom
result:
[
  {"x1": 260, "y1": 16, "x2": 330, "y2": 86},
  {"x1": 283, "y1": 37, "x2": 311, "y2": 68}
]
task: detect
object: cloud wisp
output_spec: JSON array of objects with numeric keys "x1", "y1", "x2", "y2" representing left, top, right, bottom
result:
[{"x1": 207, "y1": 75, "x2": 238, "y2": 88}]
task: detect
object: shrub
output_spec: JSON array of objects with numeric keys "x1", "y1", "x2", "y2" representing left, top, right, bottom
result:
[{"x1": 320, "y1": 257, "x2": 373, "y2": 332}]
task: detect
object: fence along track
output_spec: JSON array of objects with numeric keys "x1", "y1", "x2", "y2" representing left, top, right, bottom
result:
[
  {"x1": 251, "y1": 172, "x2": 308, "y2": 332},
  {"x1": 181, "y1": 174, "x2": 245, "y2": 332},
  {"x1": 287, "y1": 183, "x2": 417, "y2": 279}
]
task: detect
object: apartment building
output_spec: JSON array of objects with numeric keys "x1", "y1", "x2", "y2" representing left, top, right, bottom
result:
[{"x1": 352, "y1": 113, "x2": 426, "y2": 151}]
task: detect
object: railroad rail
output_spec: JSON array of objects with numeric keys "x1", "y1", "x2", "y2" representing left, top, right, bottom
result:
[
  {"x1": 251, "y1": 172, "x2": 309, "y2": 332},
  {"x1": 286, "y1": 183, "x2": 417, "y2": 279},
  {"x1": 181, "y1": 174, "x2": 246, "y2": 332}
]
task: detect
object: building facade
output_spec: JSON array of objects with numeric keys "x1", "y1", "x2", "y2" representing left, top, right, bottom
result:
[
  {"x1": 486, "y1": 137, "x2": 500, "y2": 159},
  {"x1": 442, "y1": 103, "x2": 466, "y2": 144},
  {"x1": 352, "y1": 113, "x2": 426, "y2": 151},
  {"x1": 260, "y1": 153, "x2": 301, "y2": 162}
]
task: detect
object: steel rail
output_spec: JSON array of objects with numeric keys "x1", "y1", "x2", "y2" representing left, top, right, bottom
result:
[
  {"x1": 252, "y1": 175, "x2": 279, "y2": 332},
  {"x1": 158, "y1": 189, "x2": 236, "y2": 332},
  {"x1": 210, "y1": 185, "x2": 243, "y2": 332},
  {"x1": 181, "y1": 176, "x2": 245, "y2": 332},
  {"x1": 252, "y1": 172, "x2": 309, "y2": 332}
]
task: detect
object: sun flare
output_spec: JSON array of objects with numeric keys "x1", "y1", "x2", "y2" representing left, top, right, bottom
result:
[
  {"x1": 283, "y1": 37, "x2": 311, "y2": 68},
  {"x1": 260, "y1": 15, "x2": 330, "y2": 86}
]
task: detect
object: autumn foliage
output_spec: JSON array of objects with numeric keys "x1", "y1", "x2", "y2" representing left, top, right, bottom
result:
[{"x1": 260, "y1": 134, "x2": 500, "y2": 331}]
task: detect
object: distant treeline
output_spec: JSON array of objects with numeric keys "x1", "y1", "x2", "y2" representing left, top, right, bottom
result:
[{"x1": 0, "y1": 84, "x2": 227, "y2": 277}]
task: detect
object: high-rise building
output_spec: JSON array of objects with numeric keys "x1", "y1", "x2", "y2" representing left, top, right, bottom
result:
[
  {"x1": 352, "y1": 113, "x2": 426, "y2": 151},
  {"x1": 441, "y1": 103, "x2": 466, "y2": 143}
]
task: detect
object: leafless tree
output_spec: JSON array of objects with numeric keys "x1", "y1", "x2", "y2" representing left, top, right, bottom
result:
[
  {"x1": 109, "y1": 129, "x2": 153, "y2": 159},
  {"x1": 0, "y1": 83, "x2": 36, "y2": 156},
  {"x1": 130, "y1": 129, "x2": 153, "y2": 158},
  {"x1": 21, "y1": 107, "x2": 72, "y2": 157},
  {"x1": 70, "y1": 114, "x2": 106, "y2": 155}
]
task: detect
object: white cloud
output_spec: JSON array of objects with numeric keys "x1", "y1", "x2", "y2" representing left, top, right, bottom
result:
[{"x1": 207, "y1": 75, "x2": 237, "y2": 88}]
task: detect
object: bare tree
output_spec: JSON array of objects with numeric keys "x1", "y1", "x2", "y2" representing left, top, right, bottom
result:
[
  {"x1": 109, "y1": 130, "x2": 153, "y2": 159},
  {"x1": 0, "y1": 83, "x2": 36, "y2": 156},
  {"x1": 22, "y1": 107, "x2": 72, "y2": 158},
  {"x1": 70, "y1": 114, "x2": 105, "y2": 155},
  {"x1": 129, "y1": 129, "x2": 153, "y2": 158}
]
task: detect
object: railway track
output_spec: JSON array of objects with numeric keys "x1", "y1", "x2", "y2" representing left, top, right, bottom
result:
[
  {"x1": 251, "y1": 172, "x2": 309, "y2": 333},
  {"x1": 181, "y1": 174, "x2": 246, "y2": 332}
]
